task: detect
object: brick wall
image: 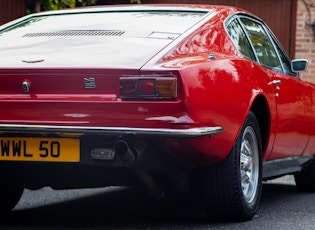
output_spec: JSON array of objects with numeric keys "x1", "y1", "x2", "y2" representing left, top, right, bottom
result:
[{"x1": 296, "y1": 0, "x2": 315, "y2": 83}]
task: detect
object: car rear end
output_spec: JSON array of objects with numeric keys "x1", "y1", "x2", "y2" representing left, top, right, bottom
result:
[{"x1": 0, "y1": 6, "x2": 222, "y2": 198}]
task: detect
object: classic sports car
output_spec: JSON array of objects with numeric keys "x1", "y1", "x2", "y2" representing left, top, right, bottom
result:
[{"x1": 0, "y1": 4, "x2": 312, "y2": 221}]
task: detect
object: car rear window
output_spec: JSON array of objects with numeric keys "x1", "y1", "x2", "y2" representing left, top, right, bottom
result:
[{"x1": 0, "y1": 11, "x2": 209, "y2": 38}]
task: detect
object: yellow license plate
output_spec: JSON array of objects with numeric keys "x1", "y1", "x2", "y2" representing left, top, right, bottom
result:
[{"x1": 0, "y1": 137, "x2": 80, "y2": 162}]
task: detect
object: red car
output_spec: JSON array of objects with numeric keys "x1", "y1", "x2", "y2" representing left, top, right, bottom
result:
[{"x1": 0, "y1": 4, "x2": 312, "y2": 221}]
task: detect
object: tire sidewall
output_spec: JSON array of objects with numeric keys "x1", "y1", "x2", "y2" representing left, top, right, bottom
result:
[{"x1": 232, "y1": 111, "x2": 263, "y2": 214}]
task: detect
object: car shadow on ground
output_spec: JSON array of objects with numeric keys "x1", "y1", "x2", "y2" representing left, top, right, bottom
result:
[
  {"x1": 2, "y1": 186, "x2": 207, "y2": 229},
  {"x1": 0, "y1": 181, "x2": 305, "y2": 229}
]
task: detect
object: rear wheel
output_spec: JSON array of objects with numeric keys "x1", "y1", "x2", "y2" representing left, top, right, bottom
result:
[{"x1": 198, "y1": 112, "x2": 262, "y2": 221}]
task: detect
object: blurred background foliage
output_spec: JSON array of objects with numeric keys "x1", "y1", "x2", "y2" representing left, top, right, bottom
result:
[
  {"x1": 27, "y1": 0, "x2": 141, "y2": 13},
  {"x1": 27, "y1": 0, "x2": 99, "y2": 13}
]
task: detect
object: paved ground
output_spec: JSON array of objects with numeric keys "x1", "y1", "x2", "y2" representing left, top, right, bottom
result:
[{"x1": 0, "y1": 175, "x2": 314, "y2": 229}]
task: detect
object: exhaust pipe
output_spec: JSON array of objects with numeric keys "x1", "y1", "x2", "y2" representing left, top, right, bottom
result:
[{"x1": 115, "y1": 140, "x2": 138, "y2": 165}]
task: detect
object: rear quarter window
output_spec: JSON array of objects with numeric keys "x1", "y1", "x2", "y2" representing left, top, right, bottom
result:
[{"x1": 226, "y1": 18, "x2": 256, "y2": 61}]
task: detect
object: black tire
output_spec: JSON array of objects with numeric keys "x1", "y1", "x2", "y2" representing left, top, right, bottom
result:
[
  {"x1": 0, "y1": 182, "x2": 24, "y2": 215},
  {"x1": 198, "y1": 111, "x2": 263, "y2": 221},
  {"x1": 294, "y1": 159, "x2": 315, "y2": 192}
]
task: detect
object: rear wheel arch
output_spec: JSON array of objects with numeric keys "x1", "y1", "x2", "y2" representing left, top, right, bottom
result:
[{"x1": 250, "y1": 95, "x2": 270, "y2": 156}]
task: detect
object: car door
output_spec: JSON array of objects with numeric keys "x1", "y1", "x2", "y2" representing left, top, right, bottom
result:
[
  {"x1": 268, "y1": 35, "x2": 313, "y2": 158},
  {"x1": 240, "y1": 16, "x2": 312, "y2": 159}
]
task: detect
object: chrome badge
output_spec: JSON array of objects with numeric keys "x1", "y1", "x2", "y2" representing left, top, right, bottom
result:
[{"x1": 84, "y1": 77, "x2": 96, "y2": 89}]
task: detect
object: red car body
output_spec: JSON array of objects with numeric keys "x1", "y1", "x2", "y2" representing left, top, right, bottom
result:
[{"x1": 0, "y1": 4, "x2": 313, "y2": 221}]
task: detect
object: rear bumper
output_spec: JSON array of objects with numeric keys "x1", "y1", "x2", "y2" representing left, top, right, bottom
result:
[
  {"x1": 0, "y1": 124, "x2": 223, "y2": 138},
  {"x1": 0, "y1": 124, "x2": 224, "y2": 196}
]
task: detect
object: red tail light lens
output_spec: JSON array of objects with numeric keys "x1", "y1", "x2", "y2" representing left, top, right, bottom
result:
[
  {"x1": 120, "y1": 75, "x2": 177, "y2": 99},
  {"x1": 139, "y1": 79, "x2": 156, "y2": 95}
]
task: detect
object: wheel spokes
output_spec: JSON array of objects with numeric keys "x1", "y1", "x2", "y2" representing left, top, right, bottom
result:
[{"x1": 240, "y1": 126, "x2": 259, "y2": 203}]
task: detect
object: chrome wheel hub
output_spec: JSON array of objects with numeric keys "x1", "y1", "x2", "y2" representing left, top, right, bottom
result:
[{"x1": 240, "y1": 126, "x2": 259, "y2": 203}]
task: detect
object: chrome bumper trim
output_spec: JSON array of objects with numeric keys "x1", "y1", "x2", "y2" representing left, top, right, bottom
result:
[{"x1": 0, "y1": 124, "x2": 223, "y2": 138}]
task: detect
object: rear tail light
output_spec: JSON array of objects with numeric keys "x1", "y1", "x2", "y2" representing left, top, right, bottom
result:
[{"x1": 120, "y1": 75, "x2": 177, "y2": 99}]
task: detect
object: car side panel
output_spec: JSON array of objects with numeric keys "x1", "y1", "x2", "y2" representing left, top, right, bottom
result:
[
  {"x1": 300, "y1": 81, "x2": 315, "y2": 156},
  {"x1": 173, "y1": 58, "x2": 277, "y2": 164},
  {"x1": 268, "y1": 73, "x2": 313, "y2": 159}
]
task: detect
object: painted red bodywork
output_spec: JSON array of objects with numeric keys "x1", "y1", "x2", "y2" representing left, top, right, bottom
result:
[{"x1": 0, "y1": 4, "x2": 314, "y2": 167}]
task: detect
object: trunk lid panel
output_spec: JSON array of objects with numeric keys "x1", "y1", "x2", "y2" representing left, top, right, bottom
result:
[{"x1": 0, "y1": 69, "x2": 184, "y2": 128}]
